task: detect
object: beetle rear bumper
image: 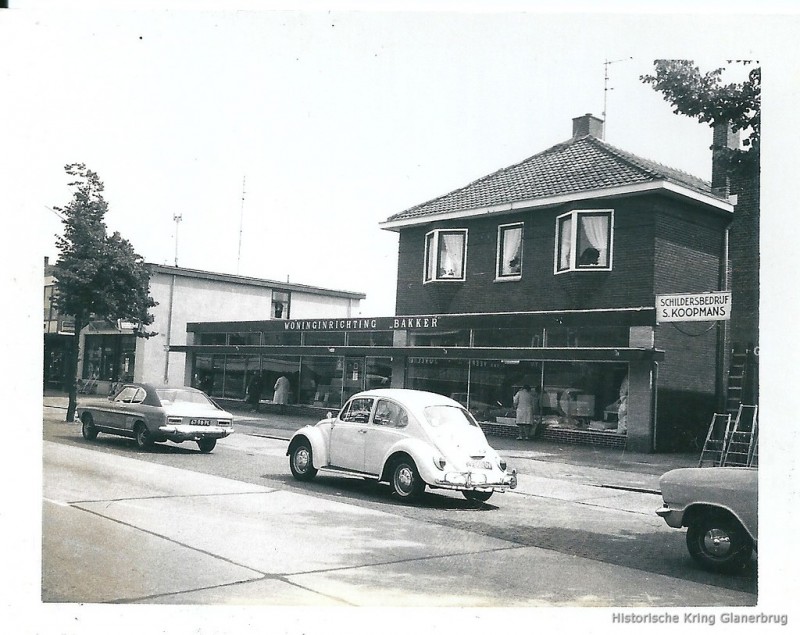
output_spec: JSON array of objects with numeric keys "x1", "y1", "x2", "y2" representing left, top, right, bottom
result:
[{"x1": 433, "y1": 468, "x2": 517, "y2": 492}]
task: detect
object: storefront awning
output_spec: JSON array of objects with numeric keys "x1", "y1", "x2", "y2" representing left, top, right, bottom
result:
[{"x1": 170, "y1": 344, "x2": 664, "y2": 362}]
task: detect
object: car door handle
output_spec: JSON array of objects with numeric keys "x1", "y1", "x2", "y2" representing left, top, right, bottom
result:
[{"x1": 359, "y1": 429, "x2": 368, "y2": 434}]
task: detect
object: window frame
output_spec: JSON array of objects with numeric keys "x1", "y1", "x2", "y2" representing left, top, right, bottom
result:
[
  {"x1": 271, "y1": 290, "x2": 290, "y2": 319},
  {"x1": 496, "y1": 222, "x2": 524, "y2": 281},
  {"x1": 423, "y1": 228, "x2": 468, "y2": 283},
  {"x1": 554, "y1": 209, "x2": 614, "y2": 274}
]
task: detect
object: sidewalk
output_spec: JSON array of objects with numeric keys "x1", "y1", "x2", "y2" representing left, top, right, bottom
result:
[{"x1": 44, "y1": 393, "x2": 699, "y2": 490}]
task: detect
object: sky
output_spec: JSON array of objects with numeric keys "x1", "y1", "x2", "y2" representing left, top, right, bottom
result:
[
  {"x1": 3, "y1": 2, "x2": 800, "y2": 633},
  {"x1": 3, "y1": 2, "x2": 793, "y2": 318}
]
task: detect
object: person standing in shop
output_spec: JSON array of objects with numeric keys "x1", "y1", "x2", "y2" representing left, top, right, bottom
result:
[
  {"x1": 246, "y1": 372, "x2": 264, "y2": 413},
  {"x1": 273, "y1": 375, "x2": 291, "y2": 414},
  {"x1": 513, "y1": 384, "x2": 535, "y2": 440}
]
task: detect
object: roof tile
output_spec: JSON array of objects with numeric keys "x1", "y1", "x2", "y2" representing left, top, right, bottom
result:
[{"x1": 387, "y1": 135, "x2": 715, "y2": 222}]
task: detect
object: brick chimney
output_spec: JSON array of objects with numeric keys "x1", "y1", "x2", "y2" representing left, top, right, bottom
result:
[
  {"x1": 711, "y1": 121, "x2": 740, "y2": 198},
  {"x1": 572, "y1": 113, "x2": 604, "y2": 138}
]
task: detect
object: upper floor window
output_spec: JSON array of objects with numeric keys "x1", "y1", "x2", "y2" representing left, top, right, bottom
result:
[
  {"x1": 497, "y1": 223, "x2": 523, "y2": 279},
  {"x1": 555, "y1": 209, "x2": 613, "y2": 273},
  {"x1": 424, "y1": 229, "x2": 467, "y2": 282},
  {"x1": 272, "y1": 291, "x2": 290, "y2": 319}
]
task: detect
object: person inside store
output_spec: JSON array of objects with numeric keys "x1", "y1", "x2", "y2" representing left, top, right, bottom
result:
[
  {"x1": 513, "y1": 384, "x2": 536, "y2": 440},
  {"x1": 273, "y1": 374, "x2": 291, "y2": 413},
  {"x1": 246, "y1": 372, "x2": 264, "y2": 412}
]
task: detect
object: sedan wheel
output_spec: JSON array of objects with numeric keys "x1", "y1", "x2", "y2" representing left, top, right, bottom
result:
[
  {"x1": 686, "y1": 512, "x2": 753, "y2": 573},
  {"x1": 390, "y1": 459, "x2": 424, "y2": 501},
  {"x1": 462, "y1": 490, "x2": 493, "y2": 503},
  {"x1": 289, "y1": 442, "x2": 318, "y2": 481},
  {"x1": 81, "y1": 414, "x2": 98, "y2": 441},
  {"x1": 135, "y1": 423, "x2": 153, "y2": 450},
  {"x1": 197, "y1": 438, "x2": 217, "y2": 453}
]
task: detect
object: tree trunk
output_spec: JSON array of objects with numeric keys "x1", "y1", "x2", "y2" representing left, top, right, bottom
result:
[{"x1": 65, "y1": 313, "x2": 85, "y2": 422}]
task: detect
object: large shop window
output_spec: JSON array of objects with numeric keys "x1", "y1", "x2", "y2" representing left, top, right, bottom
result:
[
  {"x1": 82, "y1": 334, "x2": 136, "y2": 382},
  {"x1": 424, "y1": 229, "x2": 467, "y2": 282},
  {"x1": 556, "y1": 209, "x2": 613, "y2": 273},
  {"x1": 496, "y1": 223, "x2": 523, "y2": 279}
]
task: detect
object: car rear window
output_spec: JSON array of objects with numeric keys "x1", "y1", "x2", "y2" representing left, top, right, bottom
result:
[
  {"x1": 423, "y1": 405, "x2": 480, "y2": 429},
  {"x1": 156, "y1": 389, "x2": 214, "y2": 406}
]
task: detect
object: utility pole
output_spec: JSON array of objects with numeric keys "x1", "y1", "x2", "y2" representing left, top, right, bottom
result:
[
  {"x1": 237, "y1": 176, "x2": 246, "y2": 274},
  {"x1": 173, "y1": 213, "x2": 183, "y2": 267},
  {"x1": 602, "y1": 56, "x2": 632, "y2": 139}
]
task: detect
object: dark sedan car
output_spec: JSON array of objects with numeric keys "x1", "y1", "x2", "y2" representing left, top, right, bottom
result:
[{"x1": 77, "y1": 383, "x2": 234, "y2": 453}]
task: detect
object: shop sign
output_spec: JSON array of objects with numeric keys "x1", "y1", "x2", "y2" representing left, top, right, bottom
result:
[
  {"x1": 284, "y1": 318, "x2": 381, "y2": 331},
  {"x1": 656, "y1": 292, "x2": 731, "y2": 323}
]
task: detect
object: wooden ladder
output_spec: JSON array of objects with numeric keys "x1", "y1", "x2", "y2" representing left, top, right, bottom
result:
[
  {"x1": 721, "y1": 404, "x2": 758, "y2": 467},
  {"x1": 698, "y1": 413, "x2": 732, "y2": 467}
]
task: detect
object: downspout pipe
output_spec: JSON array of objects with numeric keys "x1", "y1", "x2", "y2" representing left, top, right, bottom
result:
[{"x1": 163, "y1": 273, "x2": 176, "y2": 383}]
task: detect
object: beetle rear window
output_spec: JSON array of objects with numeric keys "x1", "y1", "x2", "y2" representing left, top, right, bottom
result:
[{"x1": 423, "y1": 405, "x2": 479, "y2": 429}]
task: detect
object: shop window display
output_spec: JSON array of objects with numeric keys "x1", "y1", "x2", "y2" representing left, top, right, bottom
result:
[
  {"x1": 541, "y1": 361, "x2": 628, "y2": 433},
  {"x1": 406, "y1": 357, "x2": 469, "y2": 408}
]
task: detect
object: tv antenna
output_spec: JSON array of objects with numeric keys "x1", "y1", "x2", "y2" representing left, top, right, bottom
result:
[
  {"x1": 237, "y1": 176, "x2": 246, "y2": 274},
  {"x1": 173, "y1": 213, "x2": 182, "y2": 266},
  {"x1": 602, "y1": 56, "x2": 633, "y2": 139}
]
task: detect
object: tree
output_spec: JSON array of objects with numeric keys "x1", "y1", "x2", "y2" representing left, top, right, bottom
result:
[
  {"x1": 640, "y1": 60, "x2": 760, "y2": 176},
  {"x1": 53, "y1": 163, "x2": 157, "y2": 422}
]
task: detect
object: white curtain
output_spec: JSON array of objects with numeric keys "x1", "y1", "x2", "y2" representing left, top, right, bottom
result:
[
  {"x1": 559, "y1": 217, "x2": 572, "y2": 270},
  {"x1": 503, "y1": 227, "x2": 522, "y2": 274},
  {"x1": 580, "y1": 215, "x2": 608, "y2": 264},
  {"x1": 439, "y1": 233, "x2": 464, "y2": 277},
  {"x1": 425, "y1": 234, "x2": 436, "y2": 280}
]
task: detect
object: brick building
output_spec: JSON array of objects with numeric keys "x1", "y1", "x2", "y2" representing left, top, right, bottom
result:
[{"x1": 179, "y1": 114, "x2": 747, "y2": 453}]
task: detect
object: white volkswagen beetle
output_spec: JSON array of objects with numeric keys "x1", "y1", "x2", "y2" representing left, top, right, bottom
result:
[{"x1": 286, "y1": 389, "x2": 517, "y2": 502}]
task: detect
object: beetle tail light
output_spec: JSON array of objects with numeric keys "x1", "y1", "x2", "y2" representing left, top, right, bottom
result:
[{"x1": 433, "y1": 455, "x2": 447, "y2": 470}]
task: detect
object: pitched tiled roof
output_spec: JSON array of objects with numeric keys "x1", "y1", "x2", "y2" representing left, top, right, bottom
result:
[{"x1": 386, "y1": 135, "x2": 716, "y2": 223}]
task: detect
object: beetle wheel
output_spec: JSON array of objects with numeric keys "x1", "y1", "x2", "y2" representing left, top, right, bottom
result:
[
  {"x1": 135, "y1": 423, "x2": 153, "y2": 450},
  {"x1": 686, "y1": 511, "x2": 753, "y2": 573},
  {"x1": 81, "y1": 414, "x2": 98, "y2": 441},
  {"x1": 289, "y1": 442, "x2": 318, "y2": 481},
  {"x1": 390, "y1": 458, "x2": 424, "y2": 501}
]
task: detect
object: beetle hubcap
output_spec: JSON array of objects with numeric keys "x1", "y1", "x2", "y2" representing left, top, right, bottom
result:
[
  {"x1": 295, "y1": 448, "x2": 310, "y2": 472},
  {"x1": 703, "y1": 528, "x2": 732, "y2": 557},
  {"x1": 396, "y1": 466, "x2": 413, "y2": 492}
]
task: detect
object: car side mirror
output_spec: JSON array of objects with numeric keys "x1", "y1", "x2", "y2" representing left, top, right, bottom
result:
[
  {"x1": 107, "y1": 395, "x2": 114, "y2": 401},
  {"x1": 326, "y1": 411, "x2": 333, "y2": 419}
]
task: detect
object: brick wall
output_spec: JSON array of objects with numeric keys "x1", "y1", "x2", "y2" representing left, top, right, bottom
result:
[
  {"x1": 728, "y1": 170, "x2": 760, "y2": 348},
  {"x1": 396, "y1": 195, "x2": 664, "y2": 314}
]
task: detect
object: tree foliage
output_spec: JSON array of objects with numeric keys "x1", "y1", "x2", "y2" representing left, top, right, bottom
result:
[
  {"x1": 641, "y1": 60, "x2": 760, "y2": 175},
  {"x1": 53, "y1": 163, "x2": 156, "y2": 420}
]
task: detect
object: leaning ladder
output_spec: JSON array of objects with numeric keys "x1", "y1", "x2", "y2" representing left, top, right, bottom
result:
[
  {"x1": 721, "y1": 404, "x2": 758, "y2": 467},
  {"x1": 698, "y1": 413, "x2": 732, "y2": 467}
]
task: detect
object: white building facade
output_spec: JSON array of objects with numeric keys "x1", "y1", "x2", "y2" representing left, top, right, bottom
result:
[{"x1": 76, "y1": 264, "x2": 364, "y2": 395}]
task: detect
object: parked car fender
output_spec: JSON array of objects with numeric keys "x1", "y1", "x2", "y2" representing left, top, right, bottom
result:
[
  {"x1": 287, "y1": 424, "x2": 330, "y2": 469},
  {"x1": 378, "y1": 435, "x2": 442, "y2": 485}
]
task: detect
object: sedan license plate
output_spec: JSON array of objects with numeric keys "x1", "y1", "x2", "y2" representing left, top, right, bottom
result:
[
  {"x1": 466, "y1": 459, "x2": 492, "y2": 470},
  {"x1": 191, "y1": 418, "x2": 213, "y2": 426}
]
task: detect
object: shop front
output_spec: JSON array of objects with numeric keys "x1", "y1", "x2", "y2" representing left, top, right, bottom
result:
[{"x1": 176, "y1": 309, "x2": 663, "y2": 452}]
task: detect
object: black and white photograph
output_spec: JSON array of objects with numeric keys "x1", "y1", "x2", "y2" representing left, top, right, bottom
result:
[{"x1": 1, "y1": 1, "x2": 797, "y2": 633}]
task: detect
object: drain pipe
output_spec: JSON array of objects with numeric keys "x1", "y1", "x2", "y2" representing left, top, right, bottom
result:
[
  {"x1": 163, "y1": 272, "x2": 176, "y2": 383},
  {"x1": 651, "y1": 361, "x2": 659, "y2": 452}
]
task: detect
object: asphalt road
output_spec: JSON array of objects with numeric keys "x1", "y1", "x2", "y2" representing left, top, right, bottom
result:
[{"x1": 42, "y1": 407, "x2": 757, "y2": 607}]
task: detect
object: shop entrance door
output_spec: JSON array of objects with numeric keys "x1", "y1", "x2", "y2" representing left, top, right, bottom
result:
[{"x1": 342, "y1": 357, "x2": 365, "y2": 402}]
